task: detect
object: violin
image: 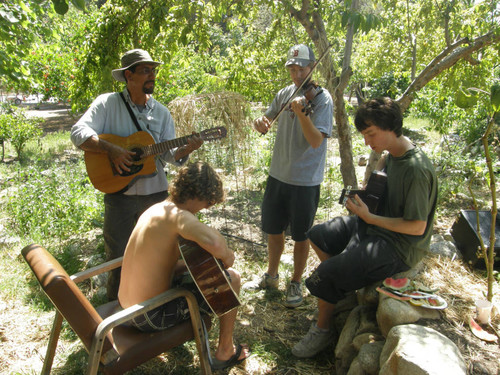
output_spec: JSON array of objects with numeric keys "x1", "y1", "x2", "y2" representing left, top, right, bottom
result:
[{"x1": 300, "y1": 80, "x2": 323, "y2": 116}]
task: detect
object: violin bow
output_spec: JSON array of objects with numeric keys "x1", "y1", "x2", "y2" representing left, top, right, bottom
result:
[{"x1": 268, "y1": 44, "x2": 332, "y2": 128}]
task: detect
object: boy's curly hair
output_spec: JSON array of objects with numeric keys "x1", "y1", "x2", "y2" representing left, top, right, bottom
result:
[{"x1": 169, "y1": 161, "x2": 224, "y2": 206}]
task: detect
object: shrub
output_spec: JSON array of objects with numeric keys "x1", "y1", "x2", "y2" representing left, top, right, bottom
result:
[
  {"x1": 0, "y1": 108, "x2": 44, "y2": 160},
  {"x1": 9, "y1": 111, "x2": 43, "y2": 160},
  {"x1": 5, "y1": 165, "x2": 103, "y2": 243},
  {"x1": 0, "y1": 113, "x2": 12, "y2": 161}
]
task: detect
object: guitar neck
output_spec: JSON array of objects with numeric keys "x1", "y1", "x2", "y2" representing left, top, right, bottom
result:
[{"x1": 142, "y1": 133, "x2": 197, "y2": 158}]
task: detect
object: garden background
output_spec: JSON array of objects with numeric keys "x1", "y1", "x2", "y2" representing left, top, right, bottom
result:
[{"x1": 0, "y1": 0, "x2": 499, "y2": 374}]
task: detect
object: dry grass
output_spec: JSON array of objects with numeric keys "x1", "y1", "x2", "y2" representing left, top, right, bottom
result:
[
  {"x1": 418, "y1": 255, "x2": 497, "y2": 325},
  {"x1": 169, "y1": 92, "x2": 252, "y2": 142}
]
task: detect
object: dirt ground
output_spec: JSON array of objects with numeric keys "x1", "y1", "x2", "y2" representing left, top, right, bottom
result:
[
  {"x1": 14, "y1": 106, "x2": 500, "y2": 374},
  {"x1": 26, "y1": 103, "x2": 77, "y2": 133}
]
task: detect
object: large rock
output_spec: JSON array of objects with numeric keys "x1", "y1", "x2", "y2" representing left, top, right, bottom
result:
[
  {"x1": 379, "y1": 324, "x2": 467, "y2": 375},
  {"x1": 358, "y1": 340, "x2": 385, "y2": 374},
  {"x1": 336, "y1": 306, "x2": 364, "y2": 375},
  {"x1": 376, "y1": 294, "x2": 441, "y2": 336},
  {"x1": 336, "y1": 305, "x2": 380, "y2": 375},
  {"x1": 429, "y1": 239, "x2": 459, "y2": 259}
]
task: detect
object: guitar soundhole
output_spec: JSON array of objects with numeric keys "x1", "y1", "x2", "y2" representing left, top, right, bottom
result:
[
  {"x1": 114, "y1": 147, "x2": 144, "y2": 176},
  {"x1": 130, "y1": 147, "x2": 144, "y2": 162},
  {"x1": 117, "y1": 164, "x2": 142, "y2": 177}
]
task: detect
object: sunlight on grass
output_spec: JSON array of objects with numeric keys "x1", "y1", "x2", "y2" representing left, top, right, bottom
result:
[{"x1": 405, "y1": 115, "x2": 430, "y2": 130}]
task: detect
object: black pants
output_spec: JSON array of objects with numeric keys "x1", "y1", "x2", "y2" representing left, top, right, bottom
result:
[{"x1": 305, "y1": 216, "x2": 410, "y2": 304}]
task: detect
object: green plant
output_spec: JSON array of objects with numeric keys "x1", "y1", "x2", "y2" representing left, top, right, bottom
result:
[
  {"x1": 0, "y1": 112, "x2": 13, "y2": 161},
  {"x1": 3, "y1": 109, "x2": 43, "y2": 160},
  {"x1": 457, "y1": 82, "x2": 499, "y2": 302},
  {"x1": 363, "y1": 71, "x2": 411, "y2": 99},
  {"x1": 5, "y1": 164, "x2": 103, "y2": 243}
]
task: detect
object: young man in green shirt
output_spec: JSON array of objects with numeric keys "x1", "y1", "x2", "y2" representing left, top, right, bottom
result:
[{"x1": 292, "y1": 97, "x2": 437, "y2": 358}]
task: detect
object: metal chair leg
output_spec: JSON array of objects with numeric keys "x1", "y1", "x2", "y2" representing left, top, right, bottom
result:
[{"x1": 41, "y1": 311, "x2": 63, "y2": 375}]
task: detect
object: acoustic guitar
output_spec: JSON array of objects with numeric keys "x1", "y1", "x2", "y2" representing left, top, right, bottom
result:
[
  {"x1": 338, "y1": 170, "x2": 387, "y2": 213},
  {"x1": 178, "y1": 236, "x2": 240, "y2": 317},
  {"x1": 84, "y1": 127, "x2": 226, "y2": 193}
]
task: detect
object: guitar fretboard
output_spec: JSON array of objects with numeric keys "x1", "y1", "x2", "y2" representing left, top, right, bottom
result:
[{"x1": 142, "y1": 134, "x2": 199, "y2": 158}]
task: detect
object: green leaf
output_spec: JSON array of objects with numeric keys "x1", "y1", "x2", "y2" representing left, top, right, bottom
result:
[
  {"x1": 0, "y1": 10, "x2": 20, "y2": 23},
  {"x1": 341, "y1": 11, "x2": 349, "y2": 28},
  {"x1": 52, "y1": 0, "x2": 69, "y2": 15},
  {"x1": 19, "y1": 2, "x2": 32, "y2": 14},
  {"x1": 71, "y1": 0, "x2": 86, "y2": 11},
  {"x1": 455, "y1": 88, "x2": 477, "y2": 109},
  {"x1": 20, "y1": 65, "x2": 30, "y2": 76},
  {"x1": 491, "y1": 83, "x2": 500, "y2": 113}
]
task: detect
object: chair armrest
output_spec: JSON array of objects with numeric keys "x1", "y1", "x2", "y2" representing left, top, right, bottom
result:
[
  {"x1": 99, "y1": 287, "x2": 199, "y2": 332},
  {"x1": 87, "y1": 287, "x2": 205, "y2": 373},
  {"x1": 71, "y1": 257, "x2": 123, "y2": 283}
]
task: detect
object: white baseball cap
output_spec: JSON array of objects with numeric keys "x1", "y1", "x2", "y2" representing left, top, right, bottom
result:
[{"x1": 285, "y1": 44, "x2": 316, "y2": 67}]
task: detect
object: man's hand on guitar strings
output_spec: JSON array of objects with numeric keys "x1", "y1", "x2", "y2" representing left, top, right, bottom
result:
[
  {"x1": 219, "y1": 249, "x2": 235, "y2": 269},
  {"x1": 108, "y1": 143, "x2": 136, "y2": 175}
]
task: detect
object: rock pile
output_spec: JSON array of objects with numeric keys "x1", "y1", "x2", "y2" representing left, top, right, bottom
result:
[{"x1": 330, "y1": 234, "x2": 470, "y2": 375}]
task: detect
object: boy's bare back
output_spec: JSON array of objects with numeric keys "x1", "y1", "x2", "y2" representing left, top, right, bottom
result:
[
  {"x1": 118, "y1": 200, "x2": 190, "y2": 307},
  {"x1": 118, "y1": 197, "x2": 231, "y2": 308}
]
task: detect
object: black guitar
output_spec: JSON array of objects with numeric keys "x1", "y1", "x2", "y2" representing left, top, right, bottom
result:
[{"x1": 338, "y1": 171, "x2": 387, "y2": 213}]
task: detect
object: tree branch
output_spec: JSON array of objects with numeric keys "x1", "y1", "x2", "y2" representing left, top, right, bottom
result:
[
  {"x1": 398, "y1": 31, "x2": 500, "y2": 112},
  {"x1": 114, "y1": 1, "x2": 150, "y2": 43}
]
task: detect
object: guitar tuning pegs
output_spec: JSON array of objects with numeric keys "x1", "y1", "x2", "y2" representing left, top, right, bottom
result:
[{"x1": 342, "y1": 185, "x2": 352, "y2": 206}]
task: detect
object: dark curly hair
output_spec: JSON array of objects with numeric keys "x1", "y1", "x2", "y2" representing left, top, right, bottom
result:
[
  {"x1": 354, "y1": 97, "x2": 403, "y2": 137},
  {"x1": 169, "y1": 161, "x2": 224, "y2": 206}
]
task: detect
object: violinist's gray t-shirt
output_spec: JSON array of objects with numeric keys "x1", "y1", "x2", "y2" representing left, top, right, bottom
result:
[{"x1": 265, "y1": 84, "x2": 333, "y2": 186}]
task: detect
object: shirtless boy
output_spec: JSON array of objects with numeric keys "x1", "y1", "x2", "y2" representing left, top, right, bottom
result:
[{"x1": 118, "y1": 161, "x2": 249, "y2": 370}]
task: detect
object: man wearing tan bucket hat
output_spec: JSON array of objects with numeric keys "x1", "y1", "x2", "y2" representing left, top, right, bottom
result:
[{"x1": 71, "y1": 49, "x2": 202, "y2": 300}]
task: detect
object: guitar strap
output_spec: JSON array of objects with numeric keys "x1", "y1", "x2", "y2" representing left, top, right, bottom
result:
[
  {"x1": 115, "y1": 92, "x2": 154, "y2": 193},
  {"x1": 119, "y1": 92, "x2": 143, "y2": 132},
  {"x1": 119, "y1": 92, "x2": 170, "y2": 168}
]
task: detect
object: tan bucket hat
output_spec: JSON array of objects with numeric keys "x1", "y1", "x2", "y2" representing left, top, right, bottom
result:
[{"x1": 111, "y1": 49, "x2": 162, "y2": 82}]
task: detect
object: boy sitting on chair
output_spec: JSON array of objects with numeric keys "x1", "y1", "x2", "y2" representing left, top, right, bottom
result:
[{"x1": 118, "y1": 161, "x2": 249, "y2": 370}]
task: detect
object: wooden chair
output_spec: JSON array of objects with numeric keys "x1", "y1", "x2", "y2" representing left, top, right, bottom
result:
[{"x1": 21, "y1": 243, "x2": 213, "y2": 375}]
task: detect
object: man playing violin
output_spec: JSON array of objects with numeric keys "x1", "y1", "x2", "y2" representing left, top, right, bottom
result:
[{"x1": 253, "y1": 44, "x2": 334, "y2": 308}]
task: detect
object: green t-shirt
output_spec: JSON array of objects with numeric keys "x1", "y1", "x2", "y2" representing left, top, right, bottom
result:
[{"x1": 367, "y1": 147, "x2": 437, "y2": 267}]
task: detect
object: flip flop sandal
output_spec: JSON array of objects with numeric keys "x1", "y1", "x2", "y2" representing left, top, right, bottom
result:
[{"x1": 210, "y1": 344, "x2": 250, "y2": 370}]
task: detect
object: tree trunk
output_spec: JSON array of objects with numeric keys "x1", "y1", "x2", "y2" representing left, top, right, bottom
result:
[{"x1": 334, "y1": 0, "x2": 359, "y2": 188}]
